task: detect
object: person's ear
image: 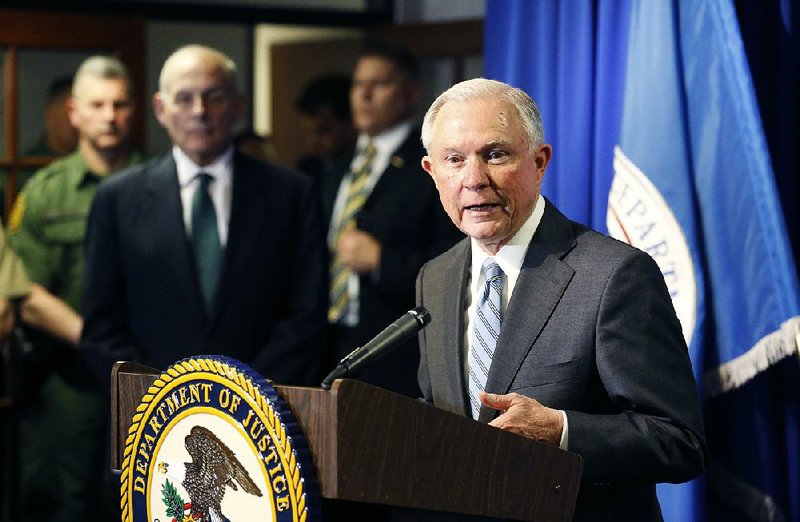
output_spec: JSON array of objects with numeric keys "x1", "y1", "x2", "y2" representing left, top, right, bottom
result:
[
  {"x1": 152, "y1": 92, "x2": 166, "y2": 126},
  {"x1": 421, "y1": 155, "x2": 438, "y2": 188},
  {"x1": 534, "y1": 144, "x2": 553, "y2": 182},
  {"x1": 66, "y1": 96, "x2": 78, "y2": 128}
]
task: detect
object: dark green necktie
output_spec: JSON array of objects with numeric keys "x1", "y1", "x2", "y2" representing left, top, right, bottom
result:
[{"x1": 191, "y1": 172, "x2": 222, "y2": 312}]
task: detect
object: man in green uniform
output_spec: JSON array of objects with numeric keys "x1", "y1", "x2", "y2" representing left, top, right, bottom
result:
[{"x1": 8, "y1": 55, "x2": 139, "y2": 521}]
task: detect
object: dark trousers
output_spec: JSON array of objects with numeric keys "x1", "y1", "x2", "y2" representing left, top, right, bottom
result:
[{"x1": 17, "y1": 372, "x2": 113, "y2": 522}]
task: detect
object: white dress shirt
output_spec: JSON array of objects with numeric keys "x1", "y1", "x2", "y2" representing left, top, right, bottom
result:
[
  {"x1": 174, "y1": 145, "x2": 234, "y2": 247},
  {"x1": 465, "y1": 196, "x2": 569, "y2": 449}
]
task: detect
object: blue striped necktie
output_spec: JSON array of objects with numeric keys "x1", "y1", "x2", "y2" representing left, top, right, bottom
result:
[
  {"x1": 191, "y1": 172, "x2": 222, "y2": 312},
  {"x1": 468, "y1": 259, "x2": 504, "y2": 419}
]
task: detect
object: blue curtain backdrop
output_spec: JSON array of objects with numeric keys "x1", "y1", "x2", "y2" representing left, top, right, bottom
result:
[
  {"x1": 485, "y1": 1, "x2": 800, "y2": 521},
  {"x1": 484, "y1": 0, "x2": 629, "y2": 229},
  {"x1": 734, "y1": 0, "x2": 800, "y2": 274}
]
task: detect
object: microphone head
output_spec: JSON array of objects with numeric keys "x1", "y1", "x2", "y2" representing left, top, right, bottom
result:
[{"x1": 409, "y1": 306, "x2": 432, "y2": 328}]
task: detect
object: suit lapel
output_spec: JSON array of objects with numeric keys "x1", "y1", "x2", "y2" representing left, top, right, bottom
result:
[
  {"x1": 479, "y1": 201, "x2": 577, "y2": 422},
  {"x1": 439, "y1": 240, "x2": 473, "y2": 416},
  {"x1": 320, "y1": 161, "x2": 349, "y2": 227},
  {"x1": 142, "y1": 155, "x2": 206, "y2": 318},
  {"x1": 212, "y1": 155, "x2": 266, "y2": 320},
  {"x1": 363, "y1": 131, "x2": 418, "y2": 206}
]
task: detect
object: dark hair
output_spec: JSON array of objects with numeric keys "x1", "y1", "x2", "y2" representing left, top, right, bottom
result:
[
  {"x1": 48, "y1": 76, "x2": 74, "y2": 100},
  {"x1": 359, "y1": 39, "x2": 420, "y2": 83},
  {"x1": 295, "y1": 74, "x2": 352, "y2": 120}
]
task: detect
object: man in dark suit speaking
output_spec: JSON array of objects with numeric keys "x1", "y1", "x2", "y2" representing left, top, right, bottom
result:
[
  {"x1": 416, "y1": 78, "x2": 707, "y2": 520},
  {"x1": 80, "y1": 45, "x2": 327, "y2": 386}
]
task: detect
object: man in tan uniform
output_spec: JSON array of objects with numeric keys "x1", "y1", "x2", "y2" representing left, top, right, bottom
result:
[{"x1": 0, "y1": 223, "x2": 30, "y2": 339}]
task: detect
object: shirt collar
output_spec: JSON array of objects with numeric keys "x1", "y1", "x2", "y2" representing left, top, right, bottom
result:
[
  {"x1": 356, "y1": 119, "x2": 414, "y2": 159},
  {"x1": 68, "y1": 152, "x2": 95, "y2": 188},
  {"x1": 174, "y1": 145, "x2": 234, "y2": 187},
  {"x1": 69, "y1": 150, "x2": 141, "y2": 187},
  {"x1": 470, "y1": 196, "x2": 546, "y2": 293}
]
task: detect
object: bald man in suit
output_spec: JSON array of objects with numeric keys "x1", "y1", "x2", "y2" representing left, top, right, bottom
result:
[
  {"x1": 415, "y1": 79, "x2": 707, "y2": 521},
  {"x1": 81, "y1": 45, "x2": 327, "y2": 386}
]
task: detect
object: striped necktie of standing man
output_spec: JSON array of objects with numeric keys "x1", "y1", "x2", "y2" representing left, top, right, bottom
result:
[
  {"x1": 468, "y1": 259, "x2": 504, "y2": 419},
  {"x1": 328, "y1": 141, "x2": 377, "y2": 322}
]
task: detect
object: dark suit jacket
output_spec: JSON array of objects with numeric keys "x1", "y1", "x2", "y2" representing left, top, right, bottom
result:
[
  {"x1": 415, "y1": 199, "x2": 707, "y2": 521},
  {"x1": 320, "y1": 129, "x2": 463, "y2": 396},
  {"x1": 80, "y1": 151, "x2": 328, "y2": 386}
]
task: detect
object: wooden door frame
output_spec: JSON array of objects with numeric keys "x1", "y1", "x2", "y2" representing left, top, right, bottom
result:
[{"x1": 0, "y1": 8, "x2": 145, "y2": 219}]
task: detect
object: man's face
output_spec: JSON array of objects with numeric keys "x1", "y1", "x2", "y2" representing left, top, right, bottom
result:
[
  {"x1": 300, "y1": 107, "x2": 354, "y2": 160},
  {"x1": 68, "y1": 78, "x2": 133, "y2": 152},
  {"x1": 154, "y1": 53, "x2": 242, "y2": 166},
  {"x1": 350, "y1": 56, "x2": 419, "y2": 136},
  {"x1": 422, "y1": 97, "x2": 552, "y2": 254}
]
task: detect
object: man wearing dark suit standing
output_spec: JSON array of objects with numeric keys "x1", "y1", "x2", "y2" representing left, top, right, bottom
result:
[
  {"x1": 416, "y1": 78, "x2": 707, "y2": 521},
  {"x1": 320, "y1": 41, "x2": 461, "y2": 397},
  {"x1": 81, "y1": 45, "x2": 327, "y2": 387}
]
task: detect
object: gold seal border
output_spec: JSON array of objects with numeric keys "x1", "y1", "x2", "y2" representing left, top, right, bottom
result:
[{"x1": 119, "y1": 357, "x2": 308, "y2": 522}]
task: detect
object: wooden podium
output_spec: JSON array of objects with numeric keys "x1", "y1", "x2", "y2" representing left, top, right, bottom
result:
[{"x1": 111, "y1": 361, "x2": 583, "y2": 521}]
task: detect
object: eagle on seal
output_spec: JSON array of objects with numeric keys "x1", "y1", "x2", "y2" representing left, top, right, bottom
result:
[{"x1": 182, "y1": 425, "x2": 263, "y2": 522}]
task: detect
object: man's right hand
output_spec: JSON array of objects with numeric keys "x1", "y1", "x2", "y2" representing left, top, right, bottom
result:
[
  {"x1": 20, "y1": 284, "x2": 82, "y2": 346},
  {"x1": 481, "y1": 390, "x2": 564, "y2": 446},
  {"x1": 335, "y1": 228, "x2": 382, "y2": 273}
]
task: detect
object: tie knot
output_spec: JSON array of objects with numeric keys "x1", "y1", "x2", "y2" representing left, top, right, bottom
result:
[
  {"x1": 481, "y1": 260, "x2": 503, "y2": 301},
  {"x1": 351, "y1": 142, "x2": 376, "y2": 181},
  {"x1": 482, "y1": 259, "x2": 503, "y2": 283},
  {"x1": 196, "y1": 172, "x2": 213, "y2": 189}
]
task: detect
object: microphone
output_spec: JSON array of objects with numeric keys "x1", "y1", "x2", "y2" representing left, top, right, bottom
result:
[{"x1": 321, "y1": 306, "x2": 431, "y2": 390}]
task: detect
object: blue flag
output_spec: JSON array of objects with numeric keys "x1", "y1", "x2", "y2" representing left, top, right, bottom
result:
[
  {"x1": 484, "y1": 0, "x2": 629, "y2": 230},
  {"x1": 486, "y1": 0, "x2": 800, "y2": 520},
  {"x1": 611, "y1": 0, "x2": 800, "y2": 520}
]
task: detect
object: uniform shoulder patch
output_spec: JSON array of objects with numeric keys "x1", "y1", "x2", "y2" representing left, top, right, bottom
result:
[
  {"x1": 121, "y1": 356, "x2": 320, "y2": 522},
  {"x1": 8, "y1": 193, "x2": 25, "y2": 234}
]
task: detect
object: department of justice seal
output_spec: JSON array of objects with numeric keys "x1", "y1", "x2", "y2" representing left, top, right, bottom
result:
[{"x1": 120, "y1": 356, "x2": 319, "y2": 522}]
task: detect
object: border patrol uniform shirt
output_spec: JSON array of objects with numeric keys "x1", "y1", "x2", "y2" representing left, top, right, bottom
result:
[{"x1": 8, "y1": 150, "x2": 141, "y2": 310}]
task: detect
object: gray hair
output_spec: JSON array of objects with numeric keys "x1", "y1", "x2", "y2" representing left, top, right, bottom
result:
[
  {"x1": 159, "y1": 44, "x2": 238, "y2": 94},
  {"x1": 421, "y1": 78, "x2": 544, "y2": 152},
  {"x1": 73, "y1": 55, "x2": 132, "y2": 99}
]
